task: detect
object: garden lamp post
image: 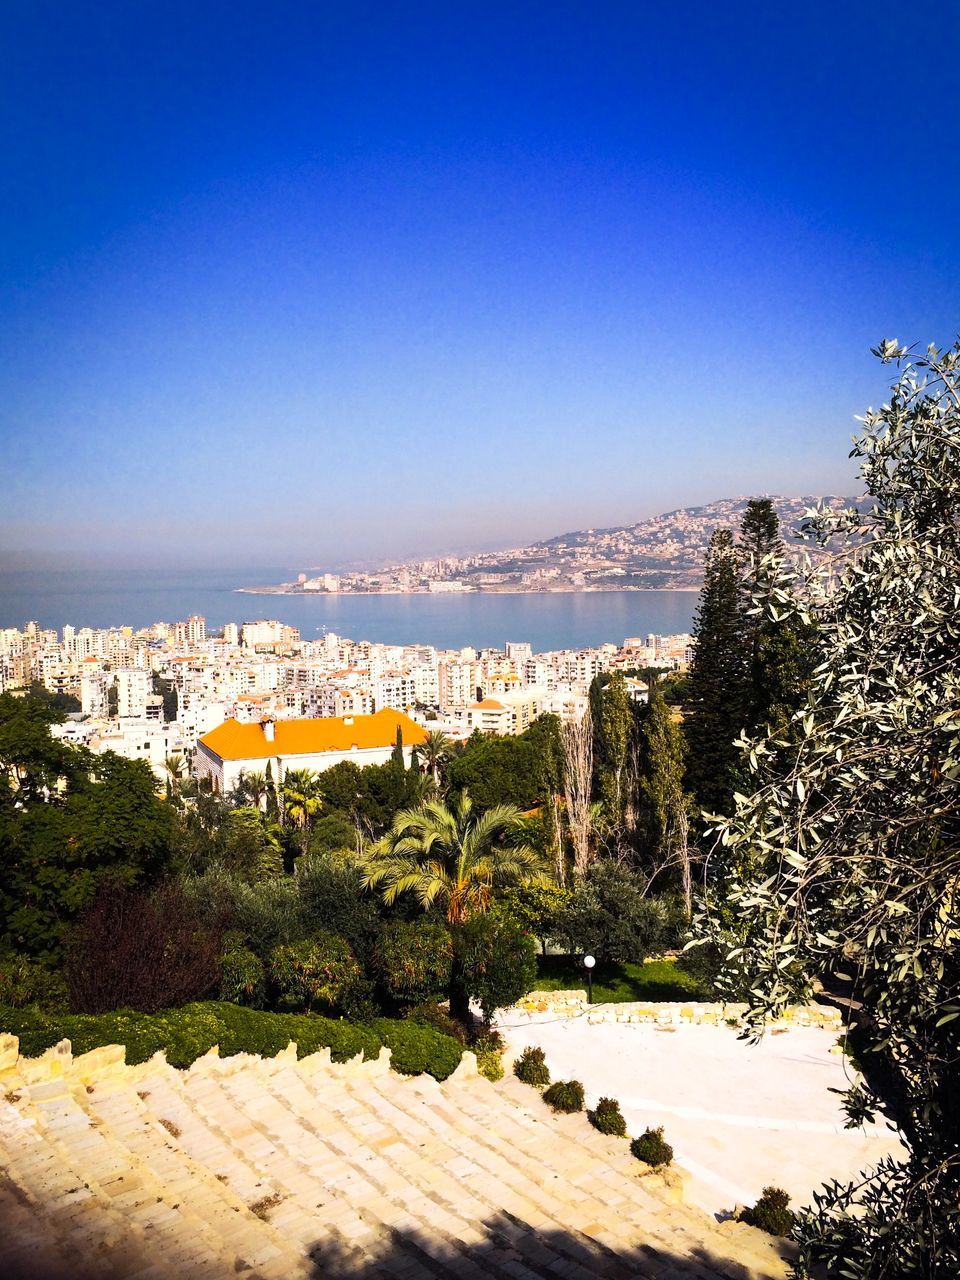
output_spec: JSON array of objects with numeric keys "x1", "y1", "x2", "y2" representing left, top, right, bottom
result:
[{"x1": 583, "y1": 954, "x2": 595, "y2": 1004}]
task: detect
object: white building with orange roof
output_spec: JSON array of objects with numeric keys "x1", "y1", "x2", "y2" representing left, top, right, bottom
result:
[{"x1": 193, "y1": 708, "x2": 427, "y2": 793}]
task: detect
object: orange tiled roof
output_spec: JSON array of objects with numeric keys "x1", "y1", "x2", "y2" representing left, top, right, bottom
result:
[
  {"x1": 471, "y1": 698, "x2": 506, "y2": 710},
  {"x1": 198, "y1": 709, "x2": 427, "y2": 761}
]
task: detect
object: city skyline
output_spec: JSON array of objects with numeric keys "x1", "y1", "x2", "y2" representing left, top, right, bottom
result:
[{"x1": 2, "y1": 3, "x2": 958, "y2": 570}]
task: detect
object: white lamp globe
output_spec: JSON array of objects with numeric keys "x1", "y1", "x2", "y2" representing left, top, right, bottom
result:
[{"x1": 583, "y1": 954, "x2": 596, "y2": 969}]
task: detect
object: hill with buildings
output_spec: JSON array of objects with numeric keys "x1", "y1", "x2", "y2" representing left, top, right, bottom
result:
[{"x1": 272, "y1": 495, "x2": 863, "y2": 594}]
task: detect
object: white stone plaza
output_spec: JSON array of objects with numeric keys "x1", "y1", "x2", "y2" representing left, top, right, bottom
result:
[{"x1": 496, "y1": 1009, "x2": 905, "y2": 1217}]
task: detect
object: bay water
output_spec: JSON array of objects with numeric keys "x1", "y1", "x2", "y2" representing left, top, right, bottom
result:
[{"x1": 0, "y1": 568, "x2": 696, "y2": 652}]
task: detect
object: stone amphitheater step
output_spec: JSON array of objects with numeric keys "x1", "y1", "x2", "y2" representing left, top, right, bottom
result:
[{"x1": 0, "y1": 1035, "x2": 791, "y2": 1280}]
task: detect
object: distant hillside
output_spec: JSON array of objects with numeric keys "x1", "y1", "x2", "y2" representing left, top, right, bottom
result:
[{"x1": 452, "y1": 495, "x2": 864, "y2": 590}]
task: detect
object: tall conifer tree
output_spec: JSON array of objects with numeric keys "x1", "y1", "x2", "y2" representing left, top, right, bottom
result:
[
  {"x1": 684, "y1": 528, "x2": 747, "y2": 817},
  {"x1": 738, "y1": 498, "x2": 814, "y2": 733},
  {"x1": 589, "y1": 671, "x2": 636, "y2": 832},
  {"x1": 638, "y1": 683, "x2": 691, "y2": 912}
]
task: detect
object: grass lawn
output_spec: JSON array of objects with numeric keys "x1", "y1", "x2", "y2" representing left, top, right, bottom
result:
[{"x1": 532, "y1": 955, "x2": 712, "y2": 1002}]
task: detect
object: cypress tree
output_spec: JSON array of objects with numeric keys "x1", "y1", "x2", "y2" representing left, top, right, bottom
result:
[
  {"x1": 638, "y1": 682, "x2": 691, "y2": 912},
  {"x1": 391, "y1": 724, "x2": 405, "y2": 773},
  {"x1": 684, "y1": 528, "x2": 747, "y2": 817},
  {"x1": 738, "y1": 498, "x2": 815, "y2": 733},
  {"x1": 264, "y1": 760, "x2": 280, "y2": 821},
  {"x1": 590, "y1": 671, "x2": 636, "y2": 832}
]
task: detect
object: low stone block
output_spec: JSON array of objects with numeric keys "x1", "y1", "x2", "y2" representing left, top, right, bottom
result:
[
  {"x1": 73, "y1": 1044, "x2": 126, "y2": 1081},
  {"x1": 449, "y1": 1051, "x2": 478, "y2": 1082},
  {"x1": 0, "y1": 1032, "x2": 20, "y2": 1074},
  {"x1": 20, "y1": 1039, "x2": 72, "y2": 1083}
]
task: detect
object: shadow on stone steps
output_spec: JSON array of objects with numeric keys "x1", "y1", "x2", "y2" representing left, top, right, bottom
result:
[{"x1": 305, "y1": 1208, "x2": 789, "y2": 1280}]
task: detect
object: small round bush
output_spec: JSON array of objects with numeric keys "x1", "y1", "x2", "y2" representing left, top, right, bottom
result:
[
  {"x1": 630, "y1": 1126, "x2": 673, "y2": 1167},
  {"x1": 542, "y1": 1079, "x2": 585, "y2": 1113},
  {"x1": 742, "y1": 1186, "x2": 795, "y2": 1237},
  {"x1": 219, "y1": 946, "x2": 266, "y2": 1008},
  {"x1": 588, "y1": 1096, "x2": 627, "y2": 1137},
  {"x1": 513, "y1": 1045, "x2": 550, "y2": 1087},
  {"x1": 269, "y1": 932, "x2": 361, "y2": 1013},
  {"x1": 472, "y1": 1028, "x2": 505, "y2": 1082}
]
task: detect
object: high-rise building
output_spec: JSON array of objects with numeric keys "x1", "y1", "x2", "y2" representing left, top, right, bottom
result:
[{"x1": 116, "y1": 667, "x2": 151, "y2": 718}]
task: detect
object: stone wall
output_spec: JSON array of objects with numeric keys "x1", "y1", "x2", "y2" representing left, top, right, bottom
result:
[{"x1": 515, "y1": 989, "x2": 844, "y2": 1030}]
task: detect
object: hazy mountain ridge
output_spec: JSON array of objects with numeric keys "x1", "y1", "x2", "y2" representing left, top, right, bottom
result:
[{"x1": 448, "y1": 495, "x2": 864, "y2": 590}]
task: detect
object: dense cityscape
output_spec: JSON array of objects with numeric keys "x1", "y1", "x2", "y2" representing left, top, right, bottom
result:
[{"x1": 0, "y1": 614, "x2": 691, "y2": 785}]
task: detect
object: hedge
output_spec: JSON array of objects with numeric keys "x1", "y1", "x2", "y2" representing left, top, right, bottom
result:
[
  {"x1": 0, "y1": 1001, "x2": 463, "y2": 1080},
  {"x1": 370, "y1": 1018, "x2": 463, "y2": 1080}
]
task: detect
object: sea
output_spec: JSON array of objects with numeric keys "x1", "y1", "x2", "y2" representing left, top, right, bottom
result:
[{"x1": 0, "y1": 568, "x2": 697, "y2": 653}]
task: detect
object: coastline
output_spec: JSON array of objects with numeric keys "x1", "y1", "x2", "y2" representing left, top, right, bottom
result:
[{"x1": 234, "y1": 585, "x2": 703, "y2": 596}]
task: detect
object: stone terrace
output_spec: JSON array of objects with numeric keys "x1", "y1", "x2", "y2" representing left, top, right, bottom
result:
[{"x1": 0, "y1": 1033, "x2": 791, "y2": 1279}]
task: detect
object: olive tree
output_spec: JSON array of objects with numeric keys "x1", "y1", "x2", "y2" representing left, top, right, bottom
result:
[{"x1": 699, "y1": 339, "x2": 960, "y2": 1278}]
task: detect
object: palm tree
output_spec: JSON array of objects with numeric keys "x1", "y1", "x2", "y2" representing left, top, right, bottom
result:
[
  {"x1": 282, "y1": 767, "x2": 322, "y2": 851},
  {"x1": 362, "y1": 790, "x2": 549, "y2": 1022},
  {"x1": 164, "y1": 753, "x2": 186, "y2": 802},
  {"x1": 237, "y1": 768, "x2": 269, "y2": 810},
  {"x1": 412, "y1": 729, "x2": 453, "y2": 787}
]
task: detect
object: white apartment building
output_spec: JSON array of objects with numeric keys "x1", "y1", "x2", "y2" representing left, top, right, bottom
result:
[
  {"x1": 116, "y1": 667, "x2": 152, "y2": 718},
  {"x1": 505, "y1": 641, "x2": 532, "y2": 666},
  {"x1": 462, "y1": 688, "x2": 546, "y2": 736},
  {"x1": 373, "y1": 673, "x2": 418, "y2": 713},
  {"x1": 80, "y1": 669, "x2": 111, "y2": 717},
  {"x1": 438, "y1": 659, "x2": 480, "y2": 712},
  {"x1": 90, "y1": 719, "x2": 185, "y2": 783},
  {"x1": 241, "y1": 620, "x2": 300, "y2": 649}
]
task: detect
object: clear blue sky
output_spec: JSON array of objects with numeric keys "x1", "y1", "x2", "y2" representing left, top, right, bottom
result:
[{"x1": 1, "y1": 2, "x2": 957, "y2": 570}]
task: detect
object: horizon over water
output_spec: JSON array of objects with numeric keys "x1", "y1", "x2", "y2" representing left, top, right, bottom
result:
[{"x1": 0, "y1": 568, "x2": 696, "y2": 652}]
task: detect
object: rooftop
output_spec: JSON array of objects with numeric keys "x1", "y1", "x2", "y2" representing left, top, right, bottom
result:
[{"x1": 198, "y1": 708, "x2": 427, "y2": 761}]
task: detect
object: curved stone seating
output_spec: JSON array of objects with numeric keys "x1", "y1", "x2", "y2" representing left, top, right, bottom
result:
[{"x1": 0, "y1": 1034, "x2": 790, "y2": 1279}]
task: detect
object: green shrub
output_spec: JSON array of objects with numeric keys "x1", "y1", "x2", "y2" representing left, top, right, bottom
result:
[
  {"x1": 232, "y1": 877, "x2": 306, "y2": 955},
  {"x1": 454, "y1": 912, "x2": 538, "y2": 1021},
  {"x1": 295, "y1": 852, "x2": 383, "y2": 961},
  {"x1": 630, "y1": 1126, "x2": 673, "y2": 1167},
  {"x1": 558, "y1": 862, "x2": 666, "y2": 965},
  {"x1": 0, "y1": 956, "x2": 68, "y2": 1011},
  {"x1": 513, "y1": 1045, "x2": 550, "y2": 1086},
  {"x1": 370, "y1": 1018, "x2": 462, "y2": 1081},
  {"x1": 588, "y1": 1096, "x2": 627, "y2": 1137},
  {"x1": 211, "y1": 1003, "x2": 380, "y2": 1063},
  {"x1": 542, "y1": 1079, "x2": 584, "y2": 1113},
  {"x1": 472, "y1": 1028, "x2": 505, "y2": 1082},
  {"x1": 269, "y1": 933, "x2": 361, "y2": 1013},
  {"x1": 405, "y1": 1001, "x2": 468, "y2": 1045},
  {"x1": 219, "y1": 946, "x2": 266, "y2": 1008},
  {"x1": 372, "y1": 922, "x2": 452, "y2": 1006},
  {"x1": 741, "y1": 1186, "x2": 795, "y2": 1237},
  {"x1": 476, "y1": 1047, "x2": 504, "y2": 1081}
]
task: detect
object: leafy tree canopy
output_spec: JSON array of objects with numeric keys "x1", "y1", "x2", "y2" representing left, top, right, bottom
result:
[
  {"x1": 446, "y1": 715, "x2": 562, "y2": 811},
  {"x1": 702, "y1": 340, "x2": 960, "y2": 1278},
  {"x1": 0, "y1": 699, "x2": 173, "y2": 960}
]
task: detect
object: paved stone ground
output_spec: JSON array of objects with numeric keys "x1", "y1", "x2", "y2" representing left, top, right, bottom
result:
[{"x1": 496, "y1": 1011, "x2": 905, "y2": 1216}]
